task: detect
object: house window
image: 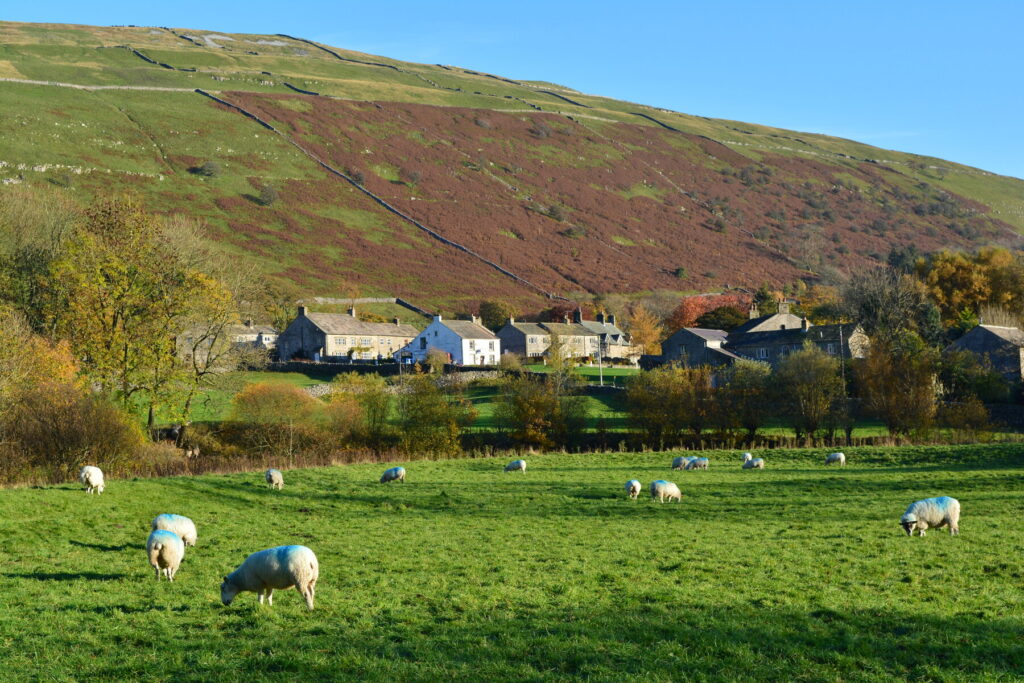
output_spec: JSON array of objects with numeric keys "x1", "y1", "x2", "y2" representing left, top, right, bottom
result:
[
  {"x1": 469, "y1": 340, "x2": 476, "y2": 350},
  {"x1": 757, "y1": 348, "x2": 768, "y2": 359},
  {"x1": 488, "y1": 341, "x2": 495, "y2": 350},
  {"x1": 826, "y1": 343, "x2": 837, "y2": 355},
  {"x1": 337, "y1": 337, "x2": 347, "y2": 345},
  {"x1": 420, "y1": 337, "x2": 427, "y2": 350},
  {"x1": 360, "y1": 338, "x2": 372, "y2": 346}
]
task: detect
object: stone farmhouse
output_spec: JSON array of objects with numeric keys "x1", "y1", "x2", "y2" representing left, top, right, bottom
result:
[
  {"x1": 945, "y1": 324, "x2": 1024, "y2": 382},
  {"x1": 229, "y1": 320, "x2": 278, "y2": 350},
  {"x1": 398, "y1": 315, "x2": 500, "y2": 366},
  {"x1": 497, "y1": 310, "x2": 634, "y2": 361},
  {"x1": 656, "y1": 302, "x2": 868, "y2": 368},
  {"x1": 276, "y1": 306, "x2": 418, "y2": 361}
]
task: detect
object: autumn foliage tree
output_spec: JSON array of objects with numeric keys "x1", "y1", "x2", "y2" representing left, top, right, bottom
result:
[
  {"x1": 855, "y1": 333, "x2": 938, "y2": 436},
  {"x1": 626, "y1": 304, "x2": 664, "y2": 355},
  {"x1": 773, "y1": 343, "x2": 844, "y2": 438}
]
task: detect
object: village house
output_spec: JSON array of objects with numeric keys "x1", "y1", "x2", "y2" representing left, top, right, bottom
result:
[
  {"x1": 945, "y1": 324, "x2": 1024, "y2": 382},
  {"x1": 659, "y1": 327, "x2": 741, "y2": 367},
  {"x1": 496, "y1": 310, "x2": 635, "y2": 361},
  {"x1": 398, "y1": 315, "x2": 500, "y2": 366},
  {"x1": 229, "y1": 320, "x2": 278, "y2": 350},
  {"x1": 276, "y1": 306, "x2": 418, "y2": 361}
]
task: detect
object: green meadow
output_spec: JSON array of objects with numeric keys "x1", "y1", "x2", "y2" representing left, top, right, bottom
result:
[{"x1": 1, "y1": 445, "x2": 1022, "y2": 680}]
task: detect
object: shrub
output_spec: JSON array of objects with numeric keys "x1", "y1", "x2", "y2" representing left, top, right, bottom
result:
[
  {"x1": 229, "y1": 382, "x2": 322, "y2": 455},
  {"x1": 195, "y1": 161, "x2": 221, "y2": 177},
  {"x1": 258, "y1": 183, "x2": 279, "y2": 206},
  {"x1": 3, "y1": 381, "x2": 144, "y2": 477}
]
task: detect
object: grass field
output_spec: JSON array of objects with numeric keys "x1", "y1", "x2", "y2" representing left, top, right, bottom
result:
[{"x1": 2, "y1": 444, "x2": 1022, "y2": 680}]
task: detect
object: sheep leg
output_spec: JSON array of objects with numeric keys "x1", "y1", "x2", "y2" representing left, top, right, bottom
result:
[
  {"x1": 257, "y1": 589, "x2": 265, "y2": 604},
  {"x1": 299, "y1": 583, "x2": 315, "y2": 610},
  {"x1": 154, "y1": 566, "x2": 160, "y2": 580},
  {"x1": 266, "y1": 589, "x2": 273, "y2": 606}
]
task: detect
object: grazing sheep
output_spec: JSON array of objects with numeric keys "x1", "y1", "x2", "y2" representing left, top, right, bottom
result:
[
  {"x1": 504, "y1": 459, "x2": 526, "y2": 473},
  {"x1": 825, "y1": 452, "x2": 846, "y2": 466},
  {"x1": 743, "y1": 457, "x2": 765, "y2": 469},
  {"x1": 742, "y1": 452, "x2": 753, "y2": 463},
  {"x1": 221, "y1": 545, "x2": 319, "y2": 610},
  {"x1": 265, "y1": 468, "x2": 284, "y2": 490},
  {"x1": 380, "y1": 466, "x2": 406, "y2": 483},
  {"x1": 151, "y1": 514, "x2": 198, "y2": 547},
  {"x1": 686, "y1": 457, "x2": 709, "y2": 470},
  {"x1": 649, "y1": 479, "x2": 682, "y2": 503},
  {"x1": 625, "y1": 479, "x2": 642, "y2": 500},
  {"x1": 901, "y1": 497, "x2": 960, "y2": 537},
  {"x1": 146, "y1": 529, "x2": 185, "y2": 581},
  {"x1": 79, "y1": 465, "x2": 105, "y2": 494},
  {"x1": 671, "y1": 455, "x2": 696, "y2": 470}
]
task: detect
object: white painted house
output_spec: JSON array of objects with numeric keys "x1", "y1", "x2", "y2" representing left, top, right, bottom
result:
[{"x1": 398, "y1": 315, "x2": 500, "y2": 366}]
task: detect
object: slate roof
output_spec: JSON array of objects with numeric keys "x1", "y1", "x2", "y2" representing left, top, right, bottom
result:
[
  {"x1": 731, "y1": 312, "x2": 805, "y2": 335},
  {"x1": 228, "y1": 323, "x2": 277, "y2": 335},
  {"x1": 727, "y1": 323, "x2": 859, "y2": 347},
  {"x1": 443, "y1": 320, "x2": 497, "y2": 339},
  {"x1": 579, "y1": 320, "x2": 627, "y2": 338},
  {"x1": 541, "y1": 322, "x2": 595, "y2": 337},
  {"x1": 306, "y1": 313, "x2": 419, "y2": 337},
  {"x1": 978, "y1": 325, "x2": 1024, "y2": 345},
  {"x1": 684, "y1": 327, "x2": 728, "y2": 343},
  {"x1": 502, "y1": 322, "x2": 548, "y2": 336}
]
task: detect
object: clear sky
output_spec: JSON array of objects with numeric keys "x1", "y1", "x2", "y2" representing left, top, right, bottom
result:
[{"x1": 8, "y1": 1, "x2": 1024, "y2": 179}]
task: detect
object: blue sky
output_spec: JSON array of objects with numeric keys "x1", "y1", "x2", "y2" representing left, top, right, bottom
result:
[{"x1": 8, "y1": 1, "x2": 1024, "y2": 179}]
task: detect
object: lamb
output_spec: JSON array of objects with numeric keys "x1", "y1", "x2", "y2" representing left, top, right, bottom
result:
[
  {"x1": 625, "y1": 479, "x2": 642, "y2": 500},
  {"x1": 146, "y1": 529, "x2": 185, "y2": 581},
  {"x1": 504, "y1": 459, "x2": 526, "y2": 473},
  {"x1": 901, "y1": 497, "x2": 960, "y2": 537},
  {"x1": 825, "y1": 452, "x2": 846, "y2": 466},
  {"x1": 743, "y1": 457, "x2": 765, "y2": 469},
  {"x1": 151, "y1": 514, "x2": 198, "y2": 547},
  {"x1": 671, "y1": 455, "x2": 696, "y2": 470},
  {"x1": 649, "y1": 479, "x2": 682, "y2": 503},
  {"x1": 221, "y1": 545, "x2": 319, "y2": 610},
  {"x1": 686, "y1": 457, "x2": 709, "y2": 470},
  {"x1": 380, "y1": 466, "x2": 406, "y2": 483},
  {"x1": 79, "y1": 465, "x2": 105, "y2": 494},
  {"x1": 265, "y1": 468, "x2": 284, "y2": 490}
]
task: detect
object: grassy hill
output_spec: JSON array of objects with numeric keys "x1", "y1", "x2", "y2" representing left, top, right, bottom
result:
[
  {"x1": 2, "y1": 21, "x2": 1023, "y2": 311},
  {"x1": 1, "y1": 445, "x2": 1022, "y2": 680}
]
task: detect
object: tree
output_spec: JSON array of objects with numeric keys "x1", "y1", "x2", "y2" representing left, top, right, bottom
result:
[
  {"x1": 854, "y1": 333, "x2": 938, "y2": 436},
  {"x1": 916, "y1": 251, "x2": 990, "y2": 324},
  {"x1": 331, "y1": 373, "x2": 392, "y2": 450},
  {"x1": 196, "y1": 161, "x2": 220, "y2": 177},
  {"x1": 426, "y1": 348, "x2": 450, "y2": 374},
  {"x1": 841, "y1": 267, "x2": 937, "y2": 342},
  {"x1": 258, "y1": 183, "x2": 279, "y2": 207},
  {"x1": 479, "y1": 300, "x2": 518, "y2": 331},
  {"x1": 773, "y1": 343, "x2": 844, "y2": 438},
  {"x1": 229, "y1": 382, "x2": 321, "y2": 456},
  {"x1": 624, "y1": 367, "x2": 688, "y2": 446},
  {"x1": 694, "y1": 306, "x2": 747, "y2": 331},
  {"x1": 627, "y1": 305, "x2": 664, "y2": 355},
  {"x1": 495, "y1": 374, "x2": 585, "y2": 449},
  {"x1": 718, "y1": 360, "x2": 772, "y2": 439},
  {"x1": 753, "y1": 285, "x2": 779, "y2": 315},
  {"x1": 395, "y1": 375, "x2": 472, "y2": 456}
]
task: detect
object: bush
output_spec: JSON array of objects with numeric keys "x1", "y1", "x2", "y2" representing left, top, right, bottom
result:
[
  {"x1": 195, "y1": 161, "x2": 221, "y2": 177},
  {"x1": 258, "y1": 183, "x2": 279, "y2": 206},
  {"x1": 229, "y1": 382, "x2": 322, "y2": 455},
  {"x1": 3, "y1": 382, "x2": 144, "y2": 477}
]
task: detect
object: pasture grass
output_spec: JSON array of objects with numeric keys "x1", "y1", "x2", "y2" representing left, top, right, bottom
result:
[{"x1": 1, "y1": 445, "x2": 1022, "y2": 680}]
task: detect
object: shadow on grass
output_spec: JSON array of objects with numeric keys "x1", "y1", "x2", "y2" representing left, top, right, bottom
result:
[
  {"x1": 7, "y1": 571, "x2": 126, "y2": 581},
  {"x1": 68, "y1": 540, "x2": 136, "y2": 552}
]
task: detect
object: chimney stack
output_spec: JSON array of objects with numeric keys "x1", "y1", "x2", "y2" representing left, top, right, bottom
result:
[
  {"x1": 508, "y1": 316, "x2": 515, "y2": 325},
  {"x1": 393, "y1": 317, "x2": 400, "y2": 326},
  {"x1": 748, "y1": 303, "x2": 759, "y2": 319},
  {"x1": 347, "y1": 307, "x2": 356, "y2": 317},
  {"x1": 297, "y1": 305, "x2": 308, "y2": 317},
  {"x1": 563, "y1": 315, "x2": 570, "y2": 324},
  {"x1": 608, "y1": 314, "x2": 617, "y2": 326},
  {"x1": 573, "y1": 308, "x2": 583, "y2": 323},
  {"x1": 597, "y1": 312, "x2": 606, "y2": 324},
  {"x1": 245, "y1": 318, "x2": 253, "y2": 329},
  {"x1": 801, "y1": 317, "x2": 809, "y2": 332},
  {"x1": 778, "y1": 301, "x2": 791, "y2": 315}
]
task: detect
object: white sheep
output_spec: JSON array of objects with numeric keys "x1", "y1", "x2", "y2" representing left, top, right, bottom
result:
[
  {"x1": 686, "y1": 457, "x2": 709, "y2": 470},
  {"x1": 649, "y1": 479, "x2": 682, "y2": 503},
  {"x1": 825, "y1": 452, "x2": 846, "y2": 466},
  {"x1": 146, "y1": 529, "x2": 185, "y2": 581},
  {"x1": 79, "y1": 465, "x2": 105, "y2": 494},
  {"x1": 625, "y1": 479, "x2": 642, "y2": 500},
  {"x1": 380, "y1": 466, "x2": 406, "y2": 483},
  {"x1": 901, "y1": 497, "x2": 960, "y2": 537},
  {"x1": 265, "y1": 468, "x2": 284, "y2": 490},
  {"x1": 671, "y1": 455, "x2": 695, "y2": 470},
  {"x1": 151, "y1": 514, "x2": 198, "y2": 547},
  {"x1": 504, "y1": 459, "x2": 526, "y2": 473},
  {"x1": 742, "y1": 452, "x2": 753, "y2": 463},
  {"x1": 221, "y1": 545, "x2": 319, "y2": 610},
  {"x1": 743, "y1": 457, "x2": 765, "y2": 469}
]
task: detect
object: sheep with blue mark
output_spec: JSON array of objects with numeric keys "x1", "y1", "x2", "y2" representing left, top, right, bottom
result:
[
  {"x1": 825, "y1": 452, "x2": 846, "y2": 466},
  {"x1": 504, "y1": 459, "x2": 526, "y2": 473},
  {"x1": 742, "y1": 452, "x2": 753, "y2": 463},
  {"x1": 151, "y1": 514, "x2": 197, "y2": 547},
  {"x1": 625, "y1": 479, "x2": 642, "y2": 500},
  {"x1": 146, "y1": 529, "x2": 185, "y2": 581},
  {"x1": 79, "y1": 465, "x2": 105, "y2": 494},
  {"x1": 686, "y1": 457, "x2": 709, "y2": 470},
  {"x1": 672, "y1": 455, "x2": 696, "y2": 470},
  {"x1": 265, "y1": 468, "x2": 284, "y2": 490},
  {"x1": 380, "y1": 466, "x2": 406, "y2": 483},
  {"x1": 221, "y1": 545, "x2": 319, "y2": 610},
  {"x1": 743, "y1": 457, "x2": 765, "y2": 469},
  {"x1": 901, "y1": 497, "x2": 960, "y2": 537},
  {"x1": 649, "y1": 480, "x2": 682, "y2": 503}
]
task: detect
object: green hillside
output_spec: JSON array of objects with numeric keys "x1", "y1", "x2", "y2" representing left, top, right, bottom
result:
[{"x1": 1, "y1": 21, "x2": 1022, "y2": 310}]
